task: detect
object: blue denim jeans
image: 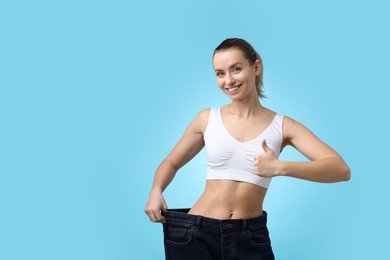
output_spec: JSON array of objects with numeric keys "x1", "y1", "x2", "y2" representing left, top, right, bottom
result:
[{"x1": 161, "y1": 208, "x2": 275, "y2": 260}]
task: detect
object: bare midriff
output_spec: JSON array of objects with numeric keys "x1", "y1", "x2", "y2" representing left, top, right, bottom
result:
[{"x1": 188, "y1": 180, "x2": 268, "y2": 220}]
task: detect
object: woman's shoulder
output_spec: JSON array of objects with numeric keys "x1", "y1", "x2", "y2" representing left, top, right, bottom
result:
[
  {"x1": 257, "y1": 107, "x2": 313, "y2": 140},
  {"x1": 261, "y1": 108, "x2": 301, "y2": 134},
  {"x1": 262, "y1": 107, "x2": 293, "y2": 121},
  {"x1": 260, "y1": 107, "x2": 283, "y2": 120},
  {"x1": 188, "y1": 108, "x2": 212, "y2": 133},
  {"x1": 196, "y1": 107, "x2": 212, "y2": 119}
]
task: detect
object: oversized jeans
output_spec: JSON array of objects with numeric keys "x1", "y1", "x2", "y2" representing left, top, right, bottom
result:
[{"x1": 161, "y1": 208, "x2": 275, "y2": 260}]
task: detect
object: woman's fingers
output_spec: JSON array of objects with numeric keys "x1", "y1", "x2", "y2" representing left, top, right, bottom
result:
[
  {"x1": 154, "y1": 211, "x2": 167, "y2": 223},
  {"x1": 145, "y1": 208, "x2": 166, "y2": 223}
]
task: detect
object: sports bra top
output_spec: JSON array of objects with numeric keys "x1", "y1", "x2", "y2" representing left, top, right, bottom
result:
[{"x1": 204, "y1": 107, "x2": 284, "y2": 189}]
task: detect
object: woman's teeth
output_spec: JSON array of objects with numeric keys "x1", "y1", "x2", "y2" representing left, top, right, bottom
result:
[{"x1": 227, "y1": 85, "x2": 241, "y2": 92}]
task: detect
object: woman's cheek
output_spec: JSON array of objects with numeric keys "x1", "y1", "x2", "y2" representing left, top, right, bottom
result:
[{"x1": 217, "y1": 79, "x2": 224, "y2": 89}]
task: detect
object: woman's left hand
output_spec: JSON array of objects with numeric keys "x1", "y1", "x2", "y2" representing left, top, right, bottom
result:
[{"x1": 254, "y1": 139, "x2": 280, "y2": 178}]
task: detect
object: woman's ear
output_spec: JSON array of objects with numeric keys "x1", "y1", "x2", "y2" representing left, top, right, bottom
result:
[{"x1": 255, "y1": 59, "x2": 262, "y2": 76}]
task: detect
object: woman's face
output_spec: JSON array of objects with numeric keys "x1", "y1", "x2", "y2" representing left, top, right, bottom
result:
[{"x1": 213, "y1": 48, "x2": 260, "y2": 100}]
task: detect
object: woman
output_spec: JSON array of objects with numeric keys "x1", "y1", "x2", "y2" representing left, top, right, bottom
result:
[{"x1": 144, "y1": 38, "x2": 351, "y2": 259}]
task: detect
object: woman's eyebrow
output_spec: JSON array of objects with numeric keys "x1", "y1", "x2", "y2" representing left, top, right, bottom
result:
[{"x1": 214, "y1": 63, "x2": 243, "y2": 71}]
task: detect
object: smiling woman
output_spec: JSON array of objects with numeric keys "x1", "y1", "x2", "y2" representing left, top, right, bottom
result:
[
  {"x1": 213, "y1": 38, "x2": 265, "y2": 99},
  {"x1": 144, "y1": 38, "x2": 350, "y2": 260}
]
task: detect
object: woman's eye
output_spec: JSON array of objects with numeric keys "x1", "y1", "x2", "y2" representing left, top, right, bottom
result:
[
  {"x1": 216, "y1": 72, "x2": 225, "y2": 77},
  {"x1": 233, "y1": 67, "x2": 241, "y2": 73}
]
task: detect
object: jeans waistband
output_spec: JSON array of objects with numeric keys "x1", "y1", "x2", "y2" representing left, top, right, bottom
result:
[{"x1": 161, "y1": 208, "x2": 268, "y2": 233}]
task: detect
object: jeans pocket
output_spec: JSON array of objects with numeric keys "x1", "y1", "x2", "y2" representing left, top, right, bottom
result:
[
  {"x1": 165, "y1": 226, "x2": 194, "y2": 246},
  {"x1": 248, "y1": 226, "x2": 271, "y2": 247}
]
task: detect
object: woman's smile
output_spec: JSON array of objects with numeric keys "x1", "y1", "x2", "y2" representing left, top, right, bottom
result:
[{"x1": 226, "y1": 84, "x2": 242, "y2": 93}]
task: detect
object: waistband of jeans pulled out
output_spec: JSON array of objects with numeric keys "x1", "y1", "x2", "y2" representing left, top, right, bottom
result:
[{"x1": 161, "y1": 208, "x2": 268, "y2": 233}]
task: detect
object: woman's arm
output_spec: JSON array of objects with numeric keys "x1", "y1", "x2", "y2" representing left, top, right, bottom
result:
[
  {"x1": 144, "y1": 109, "x2": 209, "y2": 223},
  {"x1": 254, "y1": 116, "x2": 351, "y2": 182}
]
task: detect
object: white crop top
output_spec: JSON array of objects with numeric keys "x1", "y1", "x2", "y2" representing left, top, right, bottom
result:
[{"x1": 204, "y1": 107, "x2": 284, "y2": 189}]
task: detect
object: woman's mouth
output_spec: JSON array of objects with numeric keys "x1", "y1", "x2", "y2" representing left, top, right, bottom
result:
[{"x1": 226, "y1": 84, "x2": 242, "y2": 93}]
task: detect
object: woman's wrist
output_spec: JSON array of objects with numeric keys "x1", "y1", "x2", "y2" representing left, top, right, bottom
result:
[
  {"x1": 276, "y1": 160, "x2": 288, "y2": 177},
  {"x1": 150, "y1": 186, "x2": 163, "y2": 194}
]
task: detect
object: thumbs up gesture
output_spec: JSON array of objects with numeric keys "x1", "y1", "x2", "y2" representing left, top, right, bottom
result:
[{"x1": 254, "y1": 139, "x2": 279, "y2": 177}]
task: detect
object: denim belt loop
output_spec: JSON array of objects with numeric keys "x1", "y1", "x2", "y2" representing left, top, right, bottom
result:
[
  {"x1": 242, "y1": 219, "x2": 247, "y2": 234},
  {"x1": 195, "y1": 215, "x2": 201, "y2": 231}
]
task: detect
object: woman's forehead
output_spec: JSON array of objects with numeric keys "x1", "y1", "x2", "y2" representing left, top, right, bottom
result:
[{"x1": 213, "y1": 49, "x2": 248, "y2": 69}]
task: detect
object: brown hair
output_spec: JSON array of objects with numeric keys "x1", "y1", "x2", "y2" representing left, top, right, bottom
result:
[{"x1": 213, "y1": 38, "x2": 265, "y2": 99}]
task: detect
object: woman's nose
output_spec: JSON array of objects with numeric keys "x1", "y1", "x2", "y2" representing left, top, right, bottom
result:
[{"x1": 226, "y1": 73, "x2": 235, "y2": 85}]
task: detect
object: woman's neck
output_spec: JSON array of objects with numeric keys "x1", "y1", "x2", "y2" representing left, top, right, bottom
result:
[{"x1": 227, "y1": 98, "x2": 263, "y2": 119}]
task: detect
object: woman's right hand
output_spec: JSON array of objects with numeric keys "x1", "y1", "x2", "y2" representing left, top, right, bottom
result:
[{"x1": 144, "y1": 190, "x2": 168, "y2": 223}]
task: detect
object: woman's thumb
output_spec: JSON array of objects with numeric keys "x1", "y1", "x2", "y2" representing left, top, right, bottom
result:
[{"x1": 262, "y1": 139, "x2": 272, "y2": 153}]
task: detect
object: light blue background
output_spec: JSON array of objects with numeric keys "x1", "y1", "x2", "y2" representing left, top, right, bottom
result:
[{"x1": 1, "y1": 0, "x2": 389, "y2": 259}]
